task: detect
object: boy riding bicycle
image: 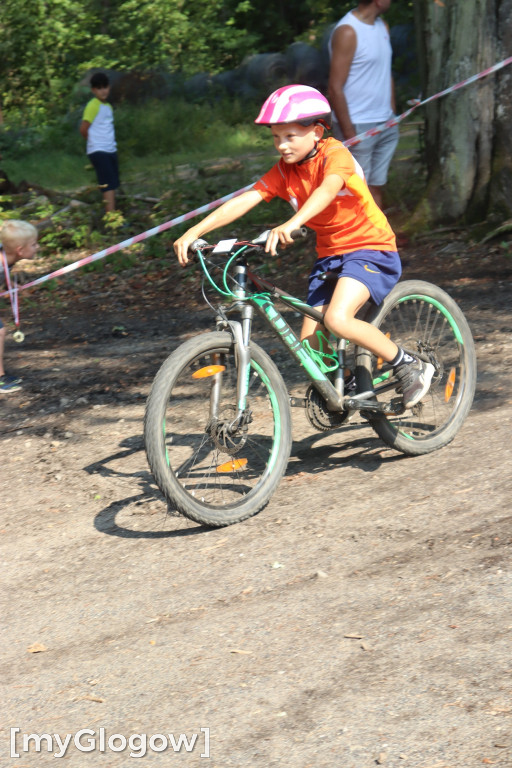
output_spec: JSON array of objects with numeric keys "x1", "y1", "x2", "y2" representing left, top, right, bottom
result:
[{"x1": 174, "y1": 85, "x2": 434, "y2": 409}]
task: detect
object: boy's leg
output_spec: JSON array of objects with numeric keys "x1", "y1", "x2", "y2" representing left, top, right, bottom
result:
[
  {"x1": 323, "y1": 277, "x2": 399, "y2": 361},
  {"x1": 324, "y1": 277, "x2": 434, "y2": 407},
  {"x1": 103, "y1": 189, "x2": 116, "y2": 212},
  {"x1": 103, "y1": 153, "x2": 119, "y2": 212},
  {"x1": 300, "y1": 313, "x2": 327, "y2": 347},
  {"x1": 300, "y1": 314, "x2": 354, "y2": 382},
  {"x1": 89, "y1": 152, "x2": 119, "y2": 212}
]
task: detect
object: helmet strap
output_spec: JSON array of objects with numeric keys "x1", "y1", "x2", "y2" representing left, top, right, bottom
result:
[{"x1": 297, "y1": 146, "x2": 319, "y2": 165}]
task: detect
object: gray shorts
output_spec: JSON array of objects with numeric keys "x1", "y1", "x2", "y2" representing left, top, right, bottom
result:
[{"x1": 333, "y1": 120, "x2": 399, "y2": 187}]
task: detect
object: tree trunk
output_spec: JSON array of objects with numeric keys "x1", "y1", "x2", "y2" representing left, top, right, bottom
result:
[
  {"x1": 414, "y1": 0, "x2": 512, "y2": 223},
  {"x1": 489, "y1": 0, "x2": 512, "y2": 219}
]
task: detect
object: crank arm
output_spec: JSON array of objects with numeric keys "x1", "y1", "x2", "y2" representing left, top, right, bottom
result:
[{"x1": 345, "y1": 396, "x2": 405, "y2": 415}]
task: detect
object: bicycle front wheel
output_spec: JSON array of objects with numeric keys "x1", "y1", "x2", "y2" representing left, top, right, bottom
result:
[
  {"x1": 144, "y1": 332, "x2": 292, "y2": 527},
  {"x1": 355, "y1": 280, "x2": 477, "y2": 455}
]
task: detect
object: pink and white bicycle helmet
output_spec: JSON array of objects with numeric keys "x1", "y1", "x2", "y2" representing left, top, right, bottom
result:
[{"x1": 255, "y1": 84, "x2": 332, "y2": 128}]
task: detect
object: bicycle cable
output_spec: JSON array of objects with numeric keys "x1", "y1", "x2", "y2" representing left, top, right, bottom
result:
[{"x1": 197, "y1": 246, "x2": 272, "y2": 303}]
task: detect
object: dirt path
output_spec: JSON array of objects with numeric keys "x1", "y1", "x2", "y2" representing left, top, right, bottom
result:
[{"x1": 1, "y1": 242, "x2": 512, "y2": 767}]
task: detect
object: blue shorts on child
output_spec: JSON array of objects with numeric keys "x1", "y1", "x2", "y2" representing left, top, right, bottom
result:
[{"x1": 307, "y1": 249, "x2": 401, "y2": 308}]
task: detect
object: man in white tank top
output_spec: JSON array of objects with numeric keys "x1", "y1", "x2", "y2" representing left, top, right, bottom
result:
[{"x1": 328, "y1": 0, "x2": 399, "y2": 208}]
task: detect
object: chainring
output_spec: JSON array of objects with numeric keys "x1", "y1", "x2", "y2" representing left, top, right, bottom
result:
[{"x1": 304, "y1": 385, "x2": 349, "y2": 431}]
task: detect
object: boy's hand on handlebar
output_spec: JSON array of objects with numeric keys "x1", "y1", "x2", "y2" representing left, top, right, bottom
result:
[
  {"x1": 173, "y1": 232, "x2": 199, "y2": 266},
  {"x1": 265, "y1": 222, "x2": 300, "y2": 256}
]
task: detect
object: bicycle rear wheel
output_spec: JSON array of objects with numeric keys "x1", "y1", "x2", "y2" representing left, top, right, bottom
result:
[
  {"x1": 355, "y1": 280, "x2": 476, "y2": 455},
  {"x1": 144, "y1": 331, "x2": 292, "y2": 527}
]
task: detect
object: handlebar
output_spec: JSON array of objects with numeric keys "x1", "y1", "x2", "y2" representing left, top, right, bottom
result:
[
  {"x1": 189, "y1": 227, "x2": 308, "y2": 256},
  {"x1": 250, "y1": 227, "x2": 308, "y2": 246},
  {"x1": 189, "y1": 238, "x2": 210, "y2": 255}
]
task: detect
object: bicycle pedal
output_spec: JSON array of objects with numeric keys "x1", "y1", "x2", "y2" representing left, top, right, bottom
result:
[
  {"x1": 389, "y1": 397, "x2": 406, "y2": 415},
  {"x1": 289, "y1": 396, "x2": 307, "y2": 408}
]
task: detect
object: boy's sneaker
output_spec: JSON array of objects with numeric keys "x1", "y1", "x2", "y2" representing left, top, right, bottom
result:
[
  {"x1": 394, "y1": 356, "x2": 435, "y2": 409},
  {"x1": 0, "y1": 374, "x2": 22, "y2": 393}
]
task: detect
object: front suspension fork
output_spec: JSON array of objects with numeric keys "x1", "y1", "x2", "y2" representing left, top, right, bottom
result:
[{"x1": 214, "y1": 305, "x2": 254, "y2": 426}]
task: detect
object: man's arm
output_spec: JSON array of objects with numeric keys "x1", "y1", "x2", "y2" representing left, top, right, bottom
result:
[
  {"x1": 383, "y1": 20, "x2": 396, "y2": 114},
  {"x1": 328, "y1": 25, "x2": 357, "y2": 139}
]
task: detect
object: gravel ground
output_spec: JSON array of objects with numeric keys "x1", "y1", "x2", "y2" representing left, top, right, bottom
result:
[{"x1": 1, "y1": 237, "x2": 511, "y2": 767}]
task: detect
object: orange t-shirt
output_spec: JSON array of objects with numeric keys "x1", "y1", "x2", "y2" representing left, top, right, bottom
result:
[{"x1": 253, "y1": 137, "x2": 396, "y2": 259}]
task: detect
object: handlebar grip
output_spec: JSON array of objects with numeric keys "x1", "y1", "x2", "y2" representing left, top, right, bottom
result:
[
  {"x1": 189, "y1": 238, "x2": 208, "y2": 255},
  {"x1": 251, "y1": 227, "x2": 308, "y2": 246},
  {"x1": 290, "y1": 227, "x2": 308, "y2": 240}
]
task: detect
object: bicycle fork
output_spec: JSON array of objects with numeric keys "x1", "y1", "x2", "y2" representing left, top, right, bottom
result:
[{"x1": 211, "y1": 304, "x2": 254, "y2": 432}]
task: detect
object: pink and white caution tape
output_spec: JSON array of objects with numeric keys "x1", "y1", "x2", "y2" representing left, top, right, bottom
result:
[
  {"x1": 0, "y1": 183, "x2": 254, "y2": 298},
  {"x1": 343, "y1": 55, "x2": 512, "y2": 147},
  {"x1": 1, "y1": 54, "x2": 512, "y2": 309}
]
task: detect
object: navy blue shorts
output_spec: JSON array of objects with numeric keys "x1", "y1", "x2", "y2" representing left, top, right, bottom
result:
[
  {"x1": 0, "y1": 316, "x2": 3, "y2": 329},
  {"x1": 307, "y1": 250, "x2": 402, "y2": 307},
  {"x1": 88, "y1": 151, "x2": 120, "y2": 191}
]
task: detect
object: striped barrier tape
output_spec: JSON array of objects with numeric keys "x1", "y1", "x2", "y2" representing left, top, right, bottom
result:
[
  {"x1": 343, "y1": 54, "x2": 512, "y2": 147},
  {"x1": 0, "y1": 182, "x2": 254, "y2": 298},
  {"x1": 1, "y1": 54, "x2": 512, "y2": 319}
]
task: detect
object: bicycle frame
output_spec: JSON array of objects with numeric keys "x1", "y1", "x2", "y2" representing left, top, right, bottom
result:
[{"x1": 198, "y1": 246, "x2": 399, "y2": 419}]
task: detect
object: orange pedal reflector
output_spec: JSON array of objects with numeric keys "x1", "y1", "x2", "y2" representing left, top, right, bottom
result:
[
  {"x1": 216, "y1": 458, "x2": 248, "y2": 473},
  {"x1": 376, "y1": 332, "x2": 391, "y2": 370},
  {"x1": 445, "y1": 367, "x2": 456, "y2": 402},
  {"x1": 192, "y1": 365, "x2": 226, "y2": 379}
]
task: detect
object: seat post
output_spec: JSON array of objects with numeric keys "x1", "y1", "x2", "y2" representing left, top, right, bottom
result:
[{"x1": 334, "y1": 338, "x2": 347, "y2": 395}]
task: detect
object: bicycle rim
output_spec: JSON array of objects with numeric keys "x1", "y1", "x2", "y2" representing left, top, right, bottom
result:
[{"x1": 357, "y1": 282, "x2": 476, "y2": 454}]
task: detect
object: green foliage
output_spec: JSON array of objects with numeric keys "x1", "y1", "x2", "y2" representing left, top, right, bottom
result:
[
  {"x1": 102, "y1": 209, "x2": 126, "y2": 233},
  {"x1": 0, "y1": 1, "x2": 422, "y2": 274},
  {"x1": 0, "y1": 0, "x2": 114, "y2": 115},
  {"x1": 114, "y1": 96, "x2": 266, "y2": 158},
  {"x1": 0, "y1": 1, "x2": 415, "y2": 126},
  {"x1": 38, "y1": 206, "x2": 92, "y2": 253}
]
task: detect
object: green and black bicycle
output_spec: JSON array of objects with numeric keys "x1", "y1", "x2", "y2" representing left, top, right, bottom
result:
[{"x1": 144, "y1": 229, "x2": 476, "y2": 527}]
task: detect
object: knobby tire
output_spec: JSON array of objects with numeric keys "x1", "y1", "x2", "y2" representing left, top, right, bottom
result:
[
  {"x1": 144, "y1": 332, "x2": 292, "y2": 527},
  {"x1": 355, "y1": 280, "x2": 476, "y2": 456}
]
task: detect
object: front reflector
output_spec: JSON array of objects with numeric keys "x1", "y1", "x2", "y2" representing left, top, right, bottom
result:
[
  {"x1": 216, "y1": 458, "x2": 248, "y2": 473},
  {"x1": 192, "y1": 365, "x2": 226, "y2": 379},
  {"x1": 445, "y1": 367, "x2": 456, "y2": 402}
]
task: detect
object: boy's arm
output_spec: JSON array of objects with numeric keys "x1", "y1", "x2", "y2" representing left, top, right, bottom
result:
[
  {"x1": 173, "y1": 189, "x2": 263, "y2": 266},
  {"x1": 80, "y1": 120, "x2": 90, "y2": 140},
  {"x1": 265, "y1": 174, "x2": 344, "y2": 256}
]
